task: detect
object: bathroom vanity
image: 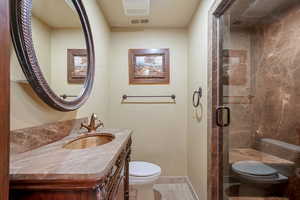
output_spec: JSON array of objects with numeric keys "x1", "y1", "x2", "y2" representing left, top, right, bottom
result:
[{"x1": 9, "y1": 129, "x2": 132, "y2": 200}]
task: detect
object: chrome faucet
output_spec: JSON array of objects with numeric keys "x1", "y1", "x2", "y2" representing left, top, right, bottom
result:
[{"x1": 81, "y1": 113, "x2": 104, "y2": 133}]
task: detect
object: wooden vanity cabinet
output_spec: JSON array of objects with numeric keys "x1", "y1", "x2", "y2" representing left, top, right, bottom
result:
[{"x1": 10, "y1": 139, "x2": 131, "y2": 200}]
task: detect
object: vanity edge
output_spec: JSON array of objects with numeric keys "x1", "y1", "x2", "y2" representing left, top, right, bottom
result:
[{"x1": 9, "y1": 129, "x2": 132, "y2": 190}]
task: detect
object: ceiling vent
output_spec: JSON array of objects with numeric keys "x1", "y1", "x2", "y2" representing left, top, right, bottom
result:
[
  {"x1": 130, "y1": 19, "x2": 140, "y2": 24},
  {"x1": 122, "y1": 0, "x2": 150, "y2": 16},
  {"x1": 130, "y1": 19, "x2": 150, "y2": 25},
  {"x1": 140, "y1": 19, "x2": 149, "y2": 24}
]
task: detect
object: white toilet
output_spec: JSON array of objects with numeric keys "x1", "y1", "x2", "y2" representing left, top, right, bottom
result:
[{"x1": 129, "y1": 161, "x2": 161, "y2": 200}]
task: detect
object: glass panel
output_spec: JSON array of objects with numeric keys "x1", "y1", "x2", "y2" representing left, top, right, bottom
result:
[{"x1": 222, "y1": 1, "x2": 300, "y2": 199}]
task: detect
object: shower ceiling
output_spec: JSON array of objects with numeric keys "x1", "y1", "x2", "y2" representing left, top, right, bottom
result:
[{"x1": 228, "y1": 0, "x2": 299, "y2": 28}]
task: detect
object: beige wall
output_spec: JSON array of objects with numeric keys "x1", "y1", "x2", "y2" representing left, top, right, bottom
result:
[
  {"x1": 32, "y1": 17, "x2": 51, "y2": 80},
  {"x1": 50, "y1": 28, "x2": 85, "y2": 96},
  {"x1": 76, "y1": 0, "x2": 111, "y2": 120},
  {"x1": 10, "y1": 0, "x2": 111, "y2": 130},
  {"x1": 187, "y1": 0, "x2": 213, "y2": 199},
  {"x1": 11, "y1": 17, "x2": 51, "y2": 82},
  {"x1": 32, "y1": 17, "x2": 52, "y2": 81},
  {"x1": 107, "y1": 29, "x2": 188, "y2": 176}
]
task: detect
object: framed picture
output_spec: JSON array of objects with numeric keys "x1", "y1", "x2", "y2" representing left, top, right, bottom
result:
[
  {"x1": 128, "y1": 49, "x2": 170, "y2": 84},
  {"x1": 68, "y1": 49, "x2": 88, "y2": 84}
]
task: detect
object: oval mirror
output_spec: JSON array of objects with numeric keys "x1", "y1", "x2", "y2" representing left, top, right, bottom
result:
[{"x1": 10, "y1": 0, "x2": 95, "y2": 111}]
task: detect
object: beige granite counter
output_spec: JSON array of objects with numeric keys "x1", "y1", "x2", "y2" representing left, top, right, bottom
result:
[
  {"x1": 10, "y1": 118, "x2": 85, "y2": 155},
  {"x1": 10, "y1": 128, "x2": 132, "y2": 183}
]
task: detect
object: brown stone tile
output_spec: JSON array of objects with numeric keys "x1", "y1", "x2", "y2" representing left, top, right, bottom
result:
[{"x1": 10, "y1": 118, "x2": 86, "y2": 154}]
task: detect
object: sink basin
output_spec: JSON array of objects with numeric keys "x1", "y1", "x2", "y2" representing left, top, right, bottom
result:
[{"x1": 63, "y1": 133, "x2": 115, "y2": 150}]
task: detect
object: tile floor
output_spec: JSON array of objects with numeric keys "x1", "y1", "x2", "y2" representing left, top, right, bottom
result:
[
  {"x1": 154, "y1": 183, "x2": 196, "y2": 200},
  {"x1": 129, "y1": 177, "x2": 197, "y2": 200}
]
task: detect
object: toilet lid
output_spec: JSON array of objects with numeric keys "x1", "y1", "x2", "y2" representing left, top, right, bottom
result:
[
  {"x1": 129, "y1": 161, "x2": 161, "y2": 177},
  {"x1": 232, "y1": 161, "x2": 278, "y2": 176}
]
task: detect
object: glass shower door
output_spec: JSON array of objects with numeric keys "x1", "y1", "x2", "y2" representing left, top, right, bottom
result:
[
  {"x1": 220, "y1": 12, "x2": 260, "y2": 199},
  {"x1": 218, "y1": 1, "x2": 300, "y2": 199}
]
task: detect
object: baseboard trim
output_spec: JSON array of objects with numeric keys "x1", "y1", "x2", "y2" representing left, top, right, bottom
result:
[{"x1": 185, "y1": 177, "x2": 200, "y2": 200}]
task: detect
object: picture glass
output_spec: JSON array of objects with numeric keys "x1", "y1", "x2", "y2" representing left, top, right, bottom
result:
[
  {"x1": 73, "y1": 55, "x2": 88, "y2": 77},
  {"x1": 134, "y1": 55, "x2": 164, "y2": 77}
]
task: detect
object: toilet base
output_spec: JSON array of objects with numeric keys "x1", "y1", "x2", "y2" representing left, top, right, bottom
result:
[
  {"x1": 238, "y1": 183, "x2": 272, "y2": 196},
  {"x1": 237, "y1": 182, "x2": 288, "y2": 197}
]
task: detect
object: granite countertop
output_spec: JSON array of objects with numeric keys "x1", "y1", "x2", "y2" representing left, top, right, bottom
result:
[{"x1": 10, "y1": 128, "x2": 132, "y2": 183}]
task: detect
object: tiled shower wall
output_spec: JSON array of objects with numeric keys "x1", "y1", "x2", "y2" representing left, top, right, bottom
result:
[
  {"x1": 250, "y1": 5, "x2": 300, "y2": 195},
  {"x1": 251, "y1": 5, "x2": 300, "y2": 146}
]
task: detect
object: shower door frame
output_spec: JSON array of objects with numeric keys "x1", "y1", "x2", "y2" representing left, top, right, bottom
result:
[{"x1": 208, "y1": 0, "x2": 236, "y2": 200}]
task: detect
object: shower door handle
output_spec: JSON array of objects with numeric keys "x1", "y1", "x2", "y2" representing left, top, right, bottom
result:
[{"x1": 216, "y1": 106, "x2": 230, "y2": 127}]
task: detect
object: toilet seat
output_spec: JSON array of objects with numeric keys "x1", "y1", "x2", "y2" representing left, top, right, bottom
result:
[
  {"x1": 130, "y1": 161, "x2": 161, "y2": 177},
  {"x1": 130, "y1": 173, "x2": 161, "y2": 185},
  {"x1": 129, "y1": 161, "x2": 161, "y2": 185},
  {"x1": 232, "y1": 160, "x2": 288, "y2": 184},
  {"x1": 232, "y1": 161, "x2": 278, "y2": 177}
]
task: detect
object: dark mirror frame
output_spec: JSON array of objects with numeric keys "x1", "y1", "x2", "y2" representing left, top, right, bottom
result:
[{"x1": 10, "y1": 0, "x2": 95, "y2": 112}]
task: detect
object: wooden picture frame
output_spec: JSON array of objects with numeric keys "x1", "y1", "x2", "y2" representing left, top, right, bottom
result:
[
  {"x1": 128, "y1": 49, "x2": 170, "y2": 84},
  {"x1": 68, "y1": 49, "x2": 88, "y2": 84}
]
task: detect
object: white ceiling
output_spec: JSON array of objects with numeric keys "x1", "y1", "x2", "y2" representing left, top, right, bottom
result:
[
  {"x1": 32, "y1": 0, "x2": 81, "y2": 29},
  {"x1": 97, "y1": 0, "x2": 201, "y2": 28}
]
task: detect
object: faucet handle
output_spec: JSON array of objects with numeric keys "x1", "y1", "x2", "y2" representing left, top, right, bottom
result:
[
  {"x1": 80, "y1": 114, "x2": 104, "y2": 133},
  {"x1": 80, "y1": 122, "x2": 90, "y2": 131},
  {"x1": 95, "y1": 120, "x2": 104, "y2": 129}
]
